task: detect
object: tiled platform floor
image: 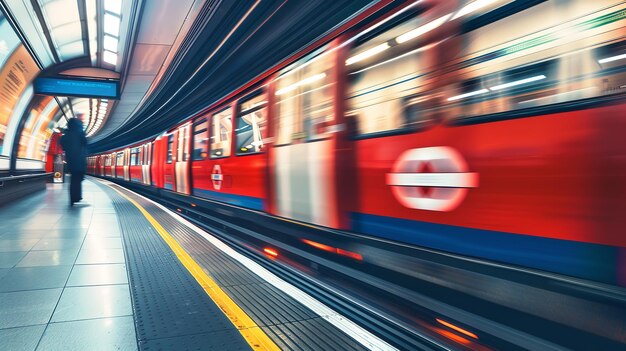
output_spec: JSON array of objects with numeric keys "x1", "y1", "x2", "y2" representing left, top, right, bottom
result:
[{"x1": 0, "y1": 180, "x2": 137, "y2": 351}]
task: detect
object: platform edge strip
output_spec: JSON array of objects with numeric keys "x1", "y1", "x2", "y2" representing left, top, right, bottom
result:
[{"x1": 106, "y1": 183, "x2": 281, "y2": 351}]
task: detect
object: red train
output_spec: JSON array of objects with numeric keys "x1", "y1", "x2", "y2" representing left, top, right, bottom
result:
[{"x1": 88, "y1": 0, "x2": 626, "y2": 286}]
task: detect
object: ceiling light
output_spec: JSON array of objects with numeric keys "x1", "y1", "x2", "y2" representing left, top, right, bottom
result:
[
  {"x1": 104, "y1": 0, "x2": 122, "y2": 15},
  {"x1": 346, "y1": 43, "x2": 390, "y2": 65},
  {"x1": 396, "y1": 14, "x2": 451, "y2": 44},
  {"x1": 104, "y1": 14, "x2": 120, "y2": 37},
  {"x1": 489, "y1": 75, "x2": 546, "y2": 91},
  {"x1": 103, "y1": 35, "x2": 118, "y2": 52},
  {"x1": 103, "y1": 50, "x2": 118, "y2": 65},
  {"x1": 447, "y1": 88, "x2": 489, "y2": 101},
  {"x1": 598, "y1": 53, "x2": 626, "y2": 64}
]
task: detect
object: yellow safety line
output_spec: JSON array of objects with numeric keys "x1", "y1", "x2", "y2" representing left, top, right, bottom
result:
[{"x1": 108, "y1": 185, "x2": 281, "y2": 351}]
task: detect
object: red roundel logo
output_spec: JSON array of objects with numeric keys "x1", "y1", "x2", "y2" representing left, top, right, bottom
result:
[
  {"x1": 211, "y1": 165, "x2": 223, "y2": 190},
  {"x1": 386, "y1": 147, "x2": 479, "y2": 211}
]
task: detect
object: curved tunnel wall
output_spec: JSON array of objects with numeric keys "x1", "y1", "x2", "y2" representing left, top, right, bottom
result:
[{"x1": 0, "y1": 11, "x2": 67, "y2": 176}]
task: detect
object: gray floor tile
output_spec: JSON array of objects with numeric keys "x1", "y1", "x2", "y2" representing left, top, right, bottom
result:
[
  {"x1": 0, "y1": 267, "x2": 9, "y2": 280},
  {"x1": 51, "y1": 285, "x2": 132, "y2": 322},
  {"x1": 0, "y1": 230, "x2": 49, "y2": 239},
  {"x1": 0, "y1": 266, "x2": 73, "y2": 292},
  {"x1": 0, "y1": 325, "x2": 46, "y2": 351},
  {"x1": 0, "y1": 251, "x2": 28, "y2": 268},
  {"x1": 0, "y1": 289, "x2": 62, "y2": 328},
  {"x1": 20, "y1": 221, "x2": 59, "y2": 231},
  {"x1": 16, "y1": 250, "x2": 79, "y2": 268},
  {"x1": 76, "y1": 248, "x2": 125, "y2": 264},
  {"x1": 43, "y1": 228, "x2": 88, "y2": 239},
  {"x1": 32, "y1": 238, "x2": 84, "y2": 251},
  {"x1": 0, "y1": 239, "x2": 41, "y2": 252},
  {"x1": 67, "y1": 264, "x2": 128, "y2": 287},
  {"x1": 81, "y1": 237, "x2": 123, "y2": 250},
  {"x1": 87, "y1": 226, "x2": 121, "y2": 238},
  {"x1": 37, "y1": 316, "x2": 137, "y2": 351}
]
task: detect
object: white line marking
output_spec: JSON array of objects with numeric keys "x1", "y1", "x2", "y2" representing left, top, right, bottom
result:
[
  {"x1": 95, "y1": 178, "x2": 399, "y2": 351},
  {"x1": 387, "y1": 173, "x2": 479, "y2": 188}
]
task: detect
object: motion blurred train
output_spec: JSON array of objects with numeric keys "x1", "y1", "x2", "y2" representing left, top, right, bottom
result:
[{"x1": 87, "y1": 0, "x2": 626, "y2": 286}]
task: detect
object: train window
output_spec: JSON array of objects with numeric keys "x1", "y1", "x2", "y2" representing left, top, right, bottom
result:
[
  {"x1": 424, "y1": 1, "x2": 626, "y2": 123},
  {"x1": 166, "y1": 134, "x2": 173, "y2": 164},
  {"x1": 116, "y1": 152, "x2": 124, "y2": 166},
  {"x1": 183, "y1": 127, "x2": 190, "y2": 161},
  {"x1": 274, "y1": 47, "x2": 333, "y2": 145},
  {"x1": 210, "y1": 107, "x2": 232, "y2": 158},
  {"x1": 346, "y1": 15, "x2": 436, "y2": 138},
  {"x1": 236, "y1": 91, "x2": 267, "y2": 155},
  {"x1": 192, "y1": 119, "x2": 208, "y2": 160},
  {"x1": 130, "y1": 148, "x2": 140, "y2": 166},
  {"x1": 442, "y1": 45, "x2": 626, "y2": 123}
]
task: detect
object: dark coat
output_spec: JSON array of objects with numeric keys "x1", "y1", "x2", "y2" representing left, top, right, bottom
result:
[{"x1": 60, "y1": 119, "x2": 87, "y2": 173}]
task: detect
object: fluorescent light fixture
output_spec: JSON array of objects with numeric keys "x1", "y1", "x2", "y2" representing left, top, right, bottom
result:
[
  {"x1": 346, "y1": 43, "x2": 390, "y2": 65},
  {"x1": 276, "y1": 73, "x2": 326, "y2": 95},
  {"x1": 598, "y1": 53, "x2": 626, "y2": 64},
  {"x1": 103, "y1": 35, "x2": 118, "y2": 52},
  {"x1": 104, "y1": 0, "x2": 122, "y2": 15},
  {"x1": 447, "y1": 88, "x2": 489, "y2": 101},
  {"x1": 453, "y1": 0, "x2": 502, "y2": 20},
  {"x1": 104, "y1": 14, "x2": 120, "y2": 37},
  {"x1": 489, "y1": 74, "x2": 546, "y2": 91},
  {"x1": 103, "y1": 50, "x2": 117, "y2": 65},
  {"x1": 396, "y1": 14, "x2": 452, "y2": 44}
]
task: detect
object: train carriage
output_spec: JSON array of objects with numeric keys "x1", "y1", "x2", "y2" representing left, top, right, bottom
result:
[{"x1": 87, "y1": 0, "x2": 626, "y2": 286}]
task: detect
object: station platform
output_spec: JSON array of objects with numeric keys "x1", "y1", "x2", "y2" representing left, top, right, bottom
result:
[{"x1": 0, "y1": 178, "x2": 388, "y2": 351}]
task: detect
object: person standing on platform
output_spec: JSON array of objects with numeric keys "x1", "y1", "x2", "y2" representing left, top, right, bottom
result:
[{"x1": 60, "y1": 118, "x2": 88, "y2": 206}]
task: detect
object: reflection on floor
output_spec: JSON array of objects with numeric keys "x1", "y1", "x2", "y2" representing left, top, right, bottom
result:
[{"x1": 0, "y1": 180, "x2": 137, "y2": 351}]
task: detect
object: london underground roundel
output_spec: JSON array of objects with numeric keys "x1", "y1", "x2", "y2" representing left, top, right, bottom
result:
[
  {"x1": 211, "y1": 165, "x2": 223, "y2": 190},
  {"x1": 386, "y1": 147, "x2": 479, "y2": 211}
]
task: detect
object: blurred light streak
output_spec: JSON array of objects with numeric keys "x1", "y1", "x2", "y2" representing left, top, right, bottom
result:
[
  {"x1": 452, "y1": 0, "x2": 508, "y2": 20},
  {"x1": 302, "y1": 239, "x2": 363, "y2": 261},
  {"x1": 435, "y1": 328, "x2": 473, "y2": 346},
  {"x1": 395, "y1": 14, "x2": 451, "y2": 44},
  {"x1": 346, "y1": 43, "x2": 390, "y2": 65},
  {"x1": 336, "y1": 248, "x2": 363, "y2": 261},
  {"x1": 436, "y1": 318, "x2": 479, "y2": 339},
  {"x1": 263, "y1": 247, "x2": 279, "y2": 257},
  {"x1": 302, "y1": 239, "x2": 335, "y2": 252},
  {"x1": 349, "y1": 42, "x2": 439, "y2": 75},
  {"x1": 191, "y1": 1, "x2": 261, "y2": 78},
  {"x1": 489, "y1": 74, "x2": 546, "y2": 91},
  {"x1": 275, "y1": 73, "x2": 326, "y2": 95},
  {"x1": 276, "y1": 0, "x2": 425, "y2": 79},
  {"x1": 598, "y1": 53, "x2": 626, "y2": 64},
  {"x1": 447, "y1": 88, "x2": 489, "y2": 101}
]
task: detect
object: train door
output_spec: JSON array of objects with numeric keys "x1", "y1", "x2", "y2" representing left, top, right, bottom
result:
[
  {"x1": 124, "y1": 148, "x2": 131, "y2": 181},
  {"x1": 115, "y1": 152, "x2": 124, "y2": 179},
  {"x1": 175, "y1": 124, "x2": 191, "y2": 194},
  {"x1": 163, "y1": 132, "x2": 176, "y2": 190},
  {"x1": 142, "y1": 143, "x2": 151, "y2": 185},
  {"x1": 111, "y1": 152, "x2": 117, "y2": 178},
  {"x1": 269, "y1": 45, "x2": 342, "y2": 228},
  {"x1": 190, "y1": 117, "x2": 209, "y2": 193},
  {"x1": 190, "y1": 107, "x2": 233, "y2": 200},
  {"x1": 151, "y1": 138, "x2": 166, "y2": 189}
]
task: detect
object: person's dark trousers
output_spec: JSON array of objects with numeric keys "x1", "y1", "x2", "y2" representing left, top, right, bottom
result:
[{"x1": 70, "y1": 171, "x2": 85, "y2": 205}]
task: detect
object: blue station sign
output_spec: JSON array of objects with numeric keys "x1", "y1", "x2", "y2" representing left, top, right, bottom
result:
[{"x1": 34, "y1": 76, "x2": 120, "y2": 99}]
